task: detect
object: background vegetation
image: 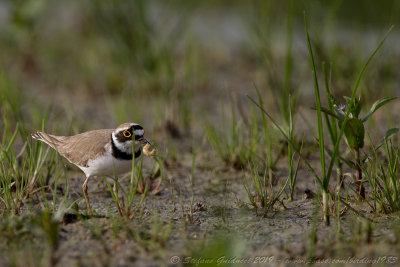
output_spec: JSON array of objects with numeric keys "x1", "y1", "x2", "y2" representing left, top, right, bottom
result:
[{"x1": 1, "y1": 0, "x2": 400, "y2": 266}]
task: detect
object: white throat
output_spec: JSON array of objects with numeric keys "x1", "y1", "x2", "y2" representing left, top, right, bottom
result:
[{"x1": 111, "y1": 132, "x2": 133, "y2": 154}]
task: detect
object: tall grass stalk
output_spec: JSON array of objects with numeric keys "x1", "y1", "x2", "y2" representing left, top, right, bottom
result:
[
  {"x1": 247, "y1": 94, "x2": 322, "y2": 188},
  {"x1": 304, "y1": 12, "x2": 393, "y2": 224},
  {"x1": 255, "y1": 86, "x2": 274, "y2": 179},
  {"x1": 127, "y1": 141, "x2": 140, "y2": 211},
  {"x1": 287, "y1": 95, "x2": 301, "y2": 201},
  {"x1": 323, "y1": 24, "x2": 394, "y2": 192},
  {"x1": 205, "y1": 101, "x2": 259, "y2": 169},
  {"x1": 1, "y1": 119, "x2": 53, "y2": 215},
  {"x1": 322, "y1": 63, "x2": 343, "y2": 191},
  {"x1": 104, "y1": 140, "x2": 148, "y2": 218},
  {"x1": 249, "y1": 19, "x2": 392, "y2": 223},
  {"x1": 364, "y1": 136, "x2": 400, "y2": 213},
  {"x1": 282, "y1": 0, "x2": 294, "y2": 126},
  {"x1": 304, "y1": 13, "x2": 329, "y2": 225}
]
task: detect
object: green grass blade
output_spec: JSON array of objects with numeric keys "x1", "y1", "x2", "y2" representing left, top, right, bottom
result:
[
  {"x1": 304, "y1": 12, "x2": 326, "y2": 187},
  {"x1": 325, "y1": 25, "x2": 394, "y2": 188},
  {"x1": 255, "y1": 83, "x2": 272, "y2": 168},
  {"x1": 247, "y1": 94, "x2": 322, "y2": 186},
  {"x1": 361, "y1": 96, "x2": 397, "y2": 122}
]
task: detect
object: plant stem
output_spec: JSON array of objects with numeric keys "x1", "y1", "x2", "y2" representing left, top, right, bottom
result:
[
  {"x1": 336, "y1": 164, "x2": 343, "y2": 193},
  {"x1": 322, "y1": 190, "x2": 330, "y2": 226},
  {"x1": 355, "y1": 149, "x2": 365, "y2": 199}
]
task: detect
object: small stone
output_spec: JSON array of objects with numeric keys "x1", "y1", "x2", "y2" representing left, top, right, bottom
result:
[
  {"x1": 303, "y1": 189, "x2": 315, "y2": 199},
  {"x1": 194, "y1": 201, "x2": 206, "y2": 212}
]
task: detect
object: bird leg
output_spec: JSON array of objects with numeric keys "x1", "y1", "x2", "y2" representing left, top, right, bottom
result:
[
  {"x1": 82, "y1": 177, "x2": 92, "y2": 215},
  {"x1": 137, "y1": 178, "x2": 145, "y2": 194},
  {"x1": 150, "y1": 164, "x2": 162, "y2": 195},
  {"x1": 151, "y1": 179, "x2": 163, "y2": 195}
]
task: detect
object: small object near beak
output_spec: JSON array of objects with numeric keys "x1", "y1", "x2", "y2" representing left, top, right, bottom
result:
[{"x1": 143, "y1": 143, "x2": 157, "y2": 157}]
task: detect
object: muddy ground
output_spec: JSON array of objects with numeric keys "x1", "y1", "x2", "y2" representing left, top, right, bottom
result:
[
  {"x1": 1, "y1": 2, "x2": 400, "y2": 267},
  {"x1": 11, "y1": 145, "x2": 398, "y2": 267}
]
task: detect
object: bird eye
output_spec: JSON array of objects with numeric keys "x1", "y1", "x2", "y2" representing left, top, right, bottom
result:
[{"x1": 123, "y1": 130, "x2": 132, "y2": 138}]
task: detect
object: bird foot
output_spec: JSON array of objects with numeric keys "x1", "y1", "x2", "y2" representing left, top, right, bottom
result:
[{"x1": 136, "y1": 179, "x2": 163, "y2": 195}]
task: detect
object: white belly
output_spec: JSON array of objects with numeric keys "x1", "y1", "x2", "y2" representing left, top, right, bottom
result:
[{"x1": 78, "y1": 153, "x2": 135, "y2": 178}]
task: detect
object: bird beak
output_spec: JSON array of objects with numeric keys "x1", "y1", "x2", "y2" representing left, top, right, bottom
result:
[{"x1": 138, "y1": 138, "x2": 150, "y2": 145}]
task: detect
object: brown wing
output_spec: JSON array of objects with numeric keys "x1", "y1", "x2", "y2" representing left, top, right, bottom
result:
[
  {"x1": 31, "y1": 132, "x2": 67, "y2": 150},
  {"x1": 33, "y1": 129, "x2": 114, "y2": 167}
]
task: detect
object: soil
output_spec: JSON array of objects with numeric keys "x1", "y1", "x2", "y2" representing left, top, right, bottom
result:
[
  {"x1": 19, "y1": 147, "x2": 398, "y2": 267},
  {"x1": 1, "y1": 3, "x2": 400, "y2": 267}
]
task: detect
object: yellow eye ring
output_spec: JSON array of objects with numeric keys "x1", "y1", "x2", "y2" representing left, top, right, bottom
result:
[{"x1": 123, "y1": 130, "x2": 132, "y2": 138}]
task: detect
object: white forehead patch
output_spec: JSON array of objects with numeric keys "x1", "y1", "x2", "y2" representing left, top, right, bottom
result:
[{"x1": 116, "y1": 127, "x2": 129, "y2": 133}]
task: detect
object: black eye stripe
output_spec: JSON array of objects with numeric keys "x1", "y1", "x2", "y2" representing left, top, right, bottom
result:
[{"x1": 115, "y1": 132, "x2": 143, "y2": 142}]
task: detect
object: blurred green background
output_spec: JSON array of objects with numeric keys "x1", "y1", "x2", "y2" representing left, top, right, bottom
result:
[
  {"x1": 0, "y1": 1, "x2": 399, "y2": 265},
  {"x1": 0, "y1": 0, "x2": 399, "y2": 137}
]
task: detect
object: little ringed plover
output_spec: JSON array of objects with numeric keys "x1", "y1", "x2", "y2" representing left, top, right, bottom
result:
[{"x1": 32, "y1": 122, "x2": 152, "y2": 214}]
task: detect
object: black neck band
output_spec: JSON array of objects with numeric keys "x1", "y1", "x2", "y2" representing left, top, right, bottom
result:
[{"x1": 111, "y1": 135, "x2": 141, "y2": 160}]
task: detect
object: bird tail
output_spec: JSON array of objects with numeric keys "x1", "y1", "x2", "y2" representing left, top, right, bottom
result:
[{"x1": 31, "y1": 132, "x2": 63, "y2": 150}]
